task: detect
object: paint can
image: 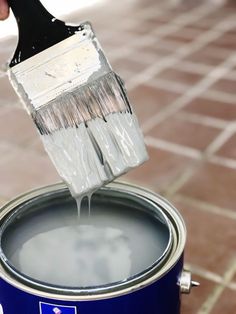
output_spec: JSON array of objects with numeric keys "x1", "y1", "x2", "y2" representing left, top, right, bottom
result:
[{"x1": 0, "y1": 182, "x2": 198, "y2": 314}]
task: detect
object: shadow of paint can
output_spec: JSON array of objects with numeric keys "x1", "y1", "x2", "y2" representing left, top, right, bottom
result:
[{"x1": 0, "y1": 181, "x2": 196, "y2": 314}]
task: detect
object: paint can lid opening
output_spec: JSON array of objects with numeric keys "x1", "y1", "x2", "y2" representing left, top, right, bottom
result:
[{"x1": 0, "y1": 186, "x2": 172, "y2": 293}]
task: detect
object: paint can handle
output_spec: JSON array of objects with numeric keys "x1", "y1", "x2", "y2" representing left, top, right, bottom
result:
[{"x1": 180, "y1": 270, "x2": 200, "y2": 294}]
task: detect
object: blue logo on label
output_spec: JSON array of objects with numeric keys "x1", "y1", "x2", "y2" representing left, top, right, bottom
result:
[{"x1": 39, "y1": 302, "x2": 77, "y2": 314}]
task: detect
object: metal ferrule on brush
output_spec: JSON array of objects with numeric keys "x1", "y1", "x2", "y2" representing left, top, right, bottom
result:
[{"x1": 9, "y1": 22, "x2": 131, "y2": 134}]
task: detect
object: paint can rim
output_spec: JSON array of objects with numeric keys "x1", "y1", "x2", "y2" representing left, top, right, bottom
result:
[{"x1": 0, "y1": 181, "x2": 186, "y2": 301}]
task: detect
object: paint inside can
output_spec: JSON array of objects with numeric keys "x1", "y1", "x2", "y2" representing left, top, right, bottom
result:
[{"x1": 0, "y1": 185, "x2": 172, "y2": 291}]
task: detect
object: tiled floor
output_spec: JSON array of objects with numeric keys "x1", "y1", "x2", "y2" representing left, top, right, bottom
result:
[{"x1": 0, "y1": 0, "x2": 236, "y2": 313}]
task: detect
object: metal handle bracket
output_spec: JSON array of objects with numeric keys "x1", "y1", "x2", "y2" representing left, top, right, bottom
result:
[{"x1": 180, "y1": 270, "x2": 200, "y2": 294}]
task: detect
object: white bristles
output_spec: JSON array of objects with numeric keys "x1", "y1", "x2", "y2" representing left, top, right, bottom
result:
[{"x1": 41, "y1": 112, "x2": 148, "y2": 197}]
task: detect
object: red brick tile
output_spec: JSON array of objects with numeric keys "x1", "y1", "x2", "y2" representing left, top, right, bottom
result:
[
  {"x1": 112, "y1": 57, "x2": 149, "y2": 74},
  {"x1": 0, "y1": 145, "x2": 60, "y2": 198},
  {"x1": 128, "y1": 84, "x2": 181, "y2": 125},
  {"x1": 0, "y1": 107, "x2": 39, "y2": 146},
  {"x1": 28, "y1": 138, "x2": 48, "y2": 155},
  {"x1": 147, "y1": 114, "x2": 220, "y2": 151},
  {"x1": 183, "y1": 97, "x2": 236, "y2": 121},
  {"x1": 210, "y1": 78, "x2": 236, "y2": 95},
  {"x1": 210, "y1": 33, "x2": 236, "y2": 50},
  {"x1": 122, "y1": 145, "x2": 196, "y2": 192},
  {"x1": 190, "y1": 18, "x2": 219, "y2": 30},
  {"x1": 137, "y1": 39, "x2": 182, "y2": 57},
  {"x1": 215, "y1": 133, "x2": 236, "y2": 160},
  {"x1": 186, "y1": 22, "x2": 213, "y2": 31},
  {"x1": 204, "y1": 9, "x2": 234, "y2": 20},
  {"x1": 164, "y1": 27, "x2": 202, "y2": 43},
  {"x1": 132, "y1": 51, "x2": 160, "y2": 65},
  {"x1": 226, "y1": 26, "x2": 236, "y2": 37},
  {"x1": 186, "y1": 47, "x2": 231, "y2": 66},
  {"x1": 211, "y1": 289, "x2": 236, "y2": 314},
  {"x1": 147, "y1": 12, "x2": 177, "y2": 24},
  {"x1": 125, "y1": 21, "x2": 165, "y2": 36},
  {"x1": 0, "y1": 76, "x2": 19, "y2": 105},
  {"x1": 168, "y1": 2, "x2": 200, "y2": 14},
  {"x1": 118, "y1": 70, "x2": 134, "y2": 82},
  {"x1": 178, "y1": 162, "x2": 236, "y2": 211},
  {"x1": 191, "y1": 11, "x2": 228, "y2": 30},
  {"x1": 181, "y1": 275, "x2": 216, "y2": 314},
  {"x1": 104, "y1": 32, "x2": 136, "y2": 49},
  {"x1": 157, "y1": 68, "x2": 203, "y2": 86},
  {"x1": 225, "y1": 0, "x2": 236, "y2": 8},
  {"x1": 172, "y1": 198, "x2": 236, "y2": 275}
]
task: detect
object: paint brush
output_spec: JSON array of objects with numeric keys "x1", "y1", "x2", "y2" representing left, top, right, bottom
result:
[{"x1": 8, "y1": 0, "x2": 148, "y2": 197}]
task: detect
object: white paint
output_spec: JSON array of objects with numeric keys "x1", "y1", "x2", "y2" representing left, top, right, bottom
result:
[
  {"x1": 7, "y1": 206, "x2": 167, "y2": 287},
  {"x1": 41, "y1": 112, "x2": 148, "y2": 198},
  {"x1": 16, "y1": 225, "x2": 132, "y2": 286}
]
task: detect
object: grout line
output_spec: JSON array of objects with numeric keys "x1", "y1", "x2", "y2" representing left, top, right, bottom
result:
[
  {"x1": 132, "y1": 2, "x2": 169, "y2": 20},
  {"x1": 184, "y1": 44, "x2": 235, "y2": 59},
  {"x1": 147, "y1": 78, "x2": 188, "y2": 94},
  {"x1": 145, "y1": 136, "x2": 202, "y2": 159},
  {"x1": 147, "y1": 77, "x2": 236, "y2": 109},
  {"x1": 174, "y1": 194, "x2": 236, "y2": 220},
  {"x1": 209, "y1": 155, "x2": 236, "y2": 170},
  {"x1": 185, "y1": 263, "x2": 236, "y2": 291},
  {"x1": 205, "y1": 124, "x2": 236, "y2": 156},
  {"x1": 197, "y1": 258, "x2": 236, "y2": 314},
  {"x1": 141, "y1": 52, "x2": 236, "y2": 133},
  {"x1": 163, "y1": 167, "x2": 197, "y2": 198},
  {"x1": 228, "y1": 281, "x2": 236, "y2": 291},
  {"x1": 173, "y1": 60, "x2": 214, "y2": 75},
  {"x1": 176, "y1": 112, "x2": 228, "y2": 129},
  {"x1": 161, "y1": 3, "x2": 217, "y2": 26},
  {"x1": 185, "y1": 263, "x2": 224, "y2": 285},
  {"x1": 204, "y1": 90, "x2": 236, "y2": 105},
  {"x1": 213, "y1": 14, "x2": 236, "y2": 30},
  {"x1": 129, "y1": 51, "x2": 162, "y2": 64},
  {"x1": 224, "y1": 71, "x2": 236, "y2": 80}
]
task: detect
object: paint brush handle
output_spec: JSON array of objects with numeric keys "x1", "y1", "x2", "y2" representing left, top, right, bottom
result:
[{"x1": 8, "y1": 0, "x2": 83, "y2": 67}]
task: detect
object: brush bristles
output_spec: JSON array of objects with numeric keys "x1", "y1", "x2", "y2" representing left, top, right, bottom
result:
[
  {"x1": 41, "y1": 111, "x2": 148, "y2": 197},
  {"x1": 31, "y1": 70, "x2": 148, "y2": 197},
  {"x1": 33, "y1": 71, "x2": 131, "y2": 135}
]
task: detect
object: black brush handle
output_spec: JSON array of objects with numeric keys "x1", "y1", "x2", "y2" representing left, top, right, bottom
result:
[{"x1": 8, "y1": 0, "x2": 83, "y2": 67}]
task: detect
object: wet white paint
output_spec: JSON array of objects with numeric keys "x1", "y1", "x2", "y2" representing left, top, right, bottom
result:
[
  {"x1": 7, "y1": 207, "x2": 167, "y2": 287},
  {"x1": 41, "y1": 112, "x2": 148, "y2": 199}
]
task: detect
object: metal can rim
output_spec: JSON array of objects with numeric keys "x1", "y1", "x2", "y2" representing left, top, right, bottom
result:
[{"x1": 0, "y1": 181, "x2": 186, "y2": 301}]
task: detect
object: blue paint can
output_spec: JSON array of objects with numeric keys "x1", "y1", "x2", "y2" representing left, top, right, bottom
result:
[{"x1": 0, "y1": 182, "x2": 197, "y2": 314}]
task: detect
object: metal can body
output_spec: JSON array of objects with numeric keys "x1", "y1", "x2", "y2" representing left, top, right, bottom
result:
[
  {"x1": 0, "y1": 257, "x2": 183, "y2": 314},
  {"x1": 0, "y1": 182, "x2": 188, "y2": 314}
]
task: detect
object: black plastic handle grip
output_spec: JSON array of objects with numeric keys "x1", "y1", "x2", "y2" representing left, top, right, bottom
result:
[{"x1": 8, "y1": 0, "x2": 83, "y2": 67}]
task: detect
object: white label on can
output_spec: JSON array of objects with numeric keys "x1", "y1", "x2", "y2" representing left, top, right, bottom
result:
[{"x1": 39, "y1": 302, "x2": 77, "y2": 314}]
